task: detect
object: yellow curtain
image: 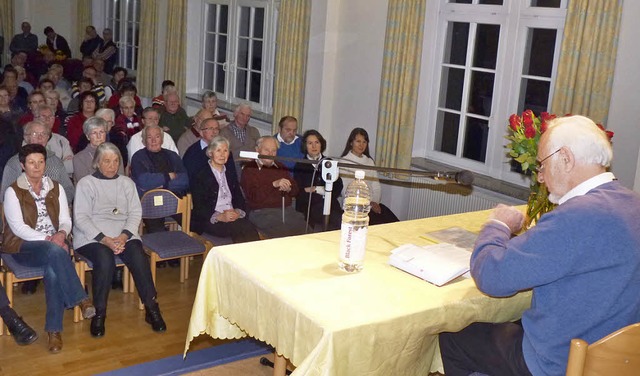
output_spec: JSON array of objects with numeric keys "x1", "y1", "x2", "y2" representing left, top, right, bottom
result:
[
  {"x1": 164, "y1": 0, "x2": 187, "y2": 96},
  {"x1": 76, "y1": 0, "x2": 92, "y2": 58},
  {"x1": 0, "y1": 0, "x2": 14, "y2": 65},
  {"x1": 551, "y1": 0, "x2": 623, "y2": 124},
  {"x1": 375, "y1": 0, "x2": 426, "y2": 170},
  {"x1": 137, "y1": 0, "x2": 158, "y2": 98},
  {"x1": 272, "y1": 0, "x2": 311, "y2": 133}
]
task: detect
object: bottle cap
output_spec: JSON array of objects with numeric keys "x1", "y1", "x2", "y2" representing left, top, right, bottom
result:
[{"x1": 355, "y1": 170, "x2": 365, "y2": 179}]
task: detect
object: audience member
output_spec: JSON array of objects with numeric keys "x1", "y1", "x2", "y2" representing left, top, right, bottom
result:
[
  {"x1": 191, "y1": 135, "x2": 259, "y2": 243},
  {"x1": 80, "y1": 25, "x2": 103, "y2": 58},
  {"x1": 44, "y1": 26, "x2": 72, "y2": 59},
  {"x1": 241, "y1": 136, "x2": 307, "y2": 237},
  {"x1": 0, "y1": 117, "x2": 22, "y2": 179},
  {"x1": 0, "y1": 85, "x2": 24, "y2": 125},
  {"x1": 151, "y1": 80, "x2": 175, "y2": 109},
  {"x1": 159, "y1": 92, "x2": 191, "y2": 142},
  {"x1": 44, "y1": 89, "x2": 67, "y2": 134},
  {"x1": 201, "y1": 91, "x2": 229, "y2": 127},
  {"x1": 439, "y1": 115, "x2": 640, "y2": 376},
  {"x1": 274, "y1": 115, "x2": 303, "y2": 174},
  {"x1": 107, "y1": 79, "x2": 143, "y2": 116},
  {"x1": 176, "y1": 108, "x2": 212, "y2": 157},
  {"x1": 73, "y1": 142, "x2": 166, "y2": 337},
  {"x1": 183, "y1": 117, "x2": 236, "y2": 185},
  {"x1": 3, "y1": 144, "x2": 94, "y2": 352},
  {"x1": 339, "y1": 128, "x2": 399, "y2": 225},
  {"x1": 104, "y1": 67, "x2": 127, "y2": 101},
  {"x1": 33, "y1": 104, "x2": 73, "y2": 176},
  {"x1": 0, "y1": 286, "x2": 38, "y2": 345},
  {"x1": 70, "y1": 66, "x2": 106, "y2": 103},
  {"x1": 66, "y1": 91, "x2": 99, "y2": 152},
  {"x1": 2, "y1": 67, "x2": 28, "y2": 112},
  {"x1": 92, "y1": 28, "x2": 118, "y2": 74},
  {"x1": 14, "y1": 66, "x2": 34, "y2": 94},
  {"x1": 94, "y1": 108, "x2": 129, "y2": 168},
  {"x1": 93, "y1": 58, "x2": 111, "y2": 86},
  {"x1": 127, "y1": 107, "x2": 178, "y2": 164},
  {"x1": 115, "y1": 95, "x2": 142, "y2": 138},
  {"x1": 9, "y1": 22, "x2": 38, "y2": 54},
  {"x1": 219, "y1": 103, "x2": 260, "y2": 177},
  {"x1": 73, "y1": 116, "x2": 124, "y2": 182},
  {"x1": 66, "y1": 78, "x2": 94, "y2": 114},
  {"x1": 18, "y1": 90, "x2": 46, "y2": 126},
  {"x1": 293, "y1": 130, "x2": 343, "y2": 231}
]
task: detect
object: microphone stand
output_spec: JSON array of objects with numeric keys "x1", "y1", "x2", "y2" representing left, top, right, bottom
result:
[{"x1": 238, "y1": 152, "x2": 474, "y2": 232}]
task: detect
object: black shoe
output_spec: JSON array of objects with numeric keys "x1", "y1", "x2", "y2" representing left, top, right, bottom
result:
[
  {"x1": 90, "y1": 315, "x2": 106, "y2": 337},
  {"x1": 6, "y1": 316, "x2": 38, "y2": 345},
  {"x1": 145, "y1": 306, "x2": 167, "y2": 332},
  {"x1": 21, "y1": 280, "x2": 38, "y2": 295},
  {"x1": 168, "y1": 259, "x2": 180, "y2": 268}
]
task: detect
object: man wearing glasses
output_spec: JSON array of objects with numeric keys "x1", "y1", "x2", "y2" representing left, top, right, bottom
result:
[
  {"x1": 439, "y1": 115, "x2": 640, "y2": 376},
  {"x1": 33, "y1": 104, "x2": 74, "y2": 176}
]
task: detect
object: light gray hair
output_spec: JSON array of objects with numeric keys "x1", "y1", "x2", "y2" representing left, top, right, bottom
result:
[
  {"x1": 92, "y1": 142, "x2": 122, "y2": 170},
  {"x1": 119, "y1": 95, "x2": 135, "y2": 107},
  {"x1": 83, "y1": 116, "x2": 108, "y2": 137},
  {"x1": 233, "y1": 102, "x2": 252, "y2": 116},
  {"x1": 206, "y1": 136, "x2": 230, "y2": 158},
  {"x1": 34, "y1": 104, "x2": 53, "y2": 118},
  {"x1": 95, "y1": 108, "x2": 115, "y2": 121},
  {"x1": 23, "y1": 120, "x2": 47, "y2": 137},
  {"x1": 256, "y1": 136, "x2": 279, "y2": 150},
  {"x1": 544, "y1": 115, "x2": 613, "y2": 168},
  {"x1": 202, "y1": 91, "x2": 217, "y2": 101},
  {"x1": 141, "y1": 124, "x2": 164, "y2": 147}
]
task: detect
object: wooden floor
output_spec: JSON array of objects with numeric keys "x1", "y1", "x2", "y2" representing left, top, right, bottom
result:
[{"x1": 0, "y1": 256, "x2": 271, "y2": 376}]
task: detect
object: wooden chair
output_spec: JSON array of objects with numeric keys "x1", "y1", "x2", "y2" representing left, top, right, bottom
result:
[
  {"x1": 566, "y1": 322, "x2": 640, "y2": 375},
  {"x1": 0, "y1": 253, "x2": 44, "y2": 336},
  {"x1": 139, "y1": 190, "x2": 206, "y2": 284}
]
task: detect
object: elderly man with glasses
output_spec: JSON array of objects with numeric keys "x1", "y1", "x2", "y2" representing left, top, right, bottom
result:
[{"x1": 32, "y1": 104, "x2": 73, "y2": 176}]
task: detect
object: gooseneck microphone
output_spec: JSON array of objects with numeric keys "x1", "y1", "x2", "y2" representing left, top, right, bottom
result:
[{"x1": 433, "y1": 170, "x2": 474, "y2": 186}]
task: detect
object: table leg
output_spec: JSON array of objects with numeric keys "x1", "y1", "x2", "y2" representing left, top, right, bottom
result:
[{"x1": 273, "y1": 353, "x2": 287, "y2": 376}]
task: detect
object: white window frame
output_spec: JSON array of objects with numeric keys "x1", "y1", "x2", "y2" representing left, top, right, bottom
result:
[
  {"x1": 105, "y1": 0, "x2": 141, "y2": 72},
  {"x1": 415, "y1": 0, "x2": 567, "y2": 187},
  {"x1": 199, "y1": 0, "x2": 278, "y2": 114}
]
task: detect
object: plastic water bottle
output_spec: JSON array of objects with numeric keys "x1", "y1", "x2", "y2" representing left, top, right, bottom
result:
[{"x1": 339, "y1": 170, "x2": 370, "y2": 272}]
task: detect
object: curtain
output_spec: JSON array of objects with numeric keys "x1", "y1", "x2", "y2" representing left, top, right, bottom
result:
[
  {"x1": 375, "y1": 0, "x2": 426, "y2": 170},
  {"x1": 0, "y1": 0, "x2": 13, "y2": 65},
  {"x1": 551, "y1": 0, "x2": 623, "y2": 124},
  {"x1": 164, "y1": 0, "x2": 187, "y2": 96},
  {"x1": 137, "y1": 0, "x2": 158, "y2": 98},
  {"x1": 272, "y1": 0, "x2": 311, "y2": 133},
  {"x1": 76, "y1": 0, "x2": 92, "y2": 58}
]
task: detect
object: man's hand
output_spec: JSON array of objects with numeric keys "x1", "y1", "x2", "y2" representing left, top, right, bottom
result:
[
  {"x1": 371, "y1": 201, "x2": 382, "y2": 214},
  {"x1": 489, "y1": 204, "x2": 525, "y2": 234},
  {"x1": 272, "y1": 178, "x2": 291, "y2": 192},
  {"x1": 217, "y1": 209, "x2": 239, "y2": 223}
]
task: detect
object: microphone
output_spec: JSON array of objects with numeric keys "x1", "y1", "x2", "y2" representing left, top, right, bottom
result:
[{"x1": 433, "y1": 170, "x2": 474, "y2": 186}]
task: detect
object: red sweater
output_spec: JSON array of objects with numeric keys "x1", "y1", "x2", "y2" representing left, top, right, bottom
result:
[
  {"x1": 240, "y1": 161, "x2": 299, "y2": 210},
  {"x1": 66, "y1": 113, "x2": 87, "y2": 153}
]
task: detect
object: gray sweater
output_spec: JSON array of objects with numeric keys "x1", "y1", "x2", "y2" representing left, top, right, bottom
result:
[{"x1": 73, "y1": 174, "x2": 142, "y2": 249}]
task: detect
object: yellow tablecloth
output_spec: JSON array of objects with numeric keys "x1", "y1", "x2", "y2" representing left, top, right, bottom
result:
[{"x1": 184, "y1": 209, "x2": 532, "y2": 375}]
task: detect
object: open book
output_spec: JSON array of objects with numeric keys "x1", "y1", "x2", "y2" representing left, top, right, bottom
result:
[{"x1": 389, "y1": 243, "x2": 472, "y2": 286}]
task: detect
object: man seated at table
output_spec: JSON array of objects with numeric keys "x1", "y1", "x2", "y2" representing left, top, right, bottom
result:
[
  {"x1": 439, "y1": 115, "x2": 640, "y2": 376},
  {"x1": 241, "y1": 136, "x2": 307, "y2": 238}
]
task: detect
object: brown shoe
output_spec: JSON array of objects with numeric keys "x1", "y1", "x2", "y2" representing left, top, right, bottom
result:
[
  {"x1": 48, "y1": 332, "x2": 63, "y2": 353},
  {"x1": 78, "y1": 299, "x2": 96, "y2": 319}
]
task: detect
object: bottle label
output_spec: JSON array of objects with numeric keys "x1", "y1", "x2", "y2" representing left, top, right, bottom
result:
[{"x1": 339, "y1": 222, "x2": 367, "y2": 263}]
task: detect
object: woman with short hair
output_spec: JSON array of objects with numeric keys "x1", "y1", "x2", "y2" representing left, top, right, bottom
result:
[
  {"x1": 72, "y1": 116, "x2": 124, "y2": 182},
  {"x1": 73, "y1": 142, "x2": 166, "y2": 337},
  {"x1": 66, "y1": 91, "x2": 99, "y2": 153}
]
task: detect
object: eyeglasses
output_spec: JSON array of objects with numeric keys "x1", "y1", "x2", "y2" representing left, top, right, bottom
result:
[
  {"x1": 536, "y1": 148, "x2": 561, "y2": 173},
  {"x1": 200, "y1": 127, "x2": 218, "y2": 132},
  {"x1": 29, "y1": 132, "x2": 50, "y2": 138},
  {"x1": 89, "y1": 130, "x2": 106, "y2": 137},
  {"x1": 37, "y1": 115, "x2": 55, "y2": 120}
]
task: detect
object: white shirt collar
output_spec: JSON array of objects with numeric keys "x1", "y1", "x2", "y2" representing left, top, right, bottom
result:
[
  {"x1": 277, "y1": 133, "x2": 298, "y2": 145},
  {"x1": 199, "y1": 139, "x2": 208, "y2": 150},
  {"x1": 558, "y1": 172, "x2": 615, "y2": 205}
]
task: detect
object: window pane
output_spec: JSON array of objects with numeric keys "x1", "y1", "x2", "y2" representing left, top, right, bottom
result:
[
  {"x1": 204, "y1": 62, "x2": 215, "y2": 90},
  {"x1": 135, "y1": 0, "x2": 140, "y2": 16},
  {"x1": 250, "y1": 72, "x2": 261, "y2": 102},
  {"x1": 463, "y1": 117, "x2": 488, "y2": 162},
  {"x1": 435, "y1": 111, "x2": 460, "y2": 155},
  {"x1": 217, "y1": 36, "x2": 227, "y2": 63},
  {"x1": 449, "y1": 0, "x2": 472, "y2": 4},
  {"x1": 252, "y1": 40, "x2": 263, "y2": 71},
  {"x1": 239, "y1": 7, "x2": 250, "y2": 37},
  {"x1": 519, "y1": 78, "x2": 550, "y2": 114},
  {"x1": 220, "y1": 5, "x2": 229, "y2": 33},
  {"x1": 205, "y1": 33, "x2": 216, "y2": 61},
  {"x1": 473, "y1": 24, "x2": 500, "y2": 69},
  {"x1": 115, "y1": 0, "x2": 121, "y2": 19},
  {"x1": 439, "y1": 67, "x2": 465, "y2": 110},
  {"x1": 126, "y1": 46, "x2": 132, "y2": 68},
  {"x1": 479, "y1": 0, "x2": 503, "y2": 4},
  {"x1": 531, "y1": 0, "x2": 561, "y2": 7},
  {"x1": 133, "y1": 47, "x2": 138, "y2": 70},
  {"x1": 253, "y1": 8, "x2": 264, "y2": 38},
  {"x1": 126, "y1": 23, "x2": 134, "y2": 44},
  {"x1": 215, "y1": 64, "x2": 226, "y2": 93},
  {"x1": 444, "y1": 22, "x2": 469, "y2": 65},
  {"x1": 207, "y1": 5, "x2": 217, "y2": 32},
  {"x1": 127, "y1": 0, "x2": 134, "y2": 17},
  {"x1": 523, "y1": 28, "x2": 556, "y2": 77},
  {"x1": 115, "y1": 20, "x2": 121, "y2": 41},
  {"x1": 468, "y1": 71, "x2": 494, "y2": 117},
  {"x1": 237, "y1": 38, "x2": 249, "y2": 68},
  {"x1": 236, "y1": 69, "x2": 247, "y2": 99}
]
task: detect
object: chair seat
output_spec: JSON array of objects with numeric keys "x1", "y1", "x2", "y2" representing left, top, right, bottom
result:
[
  {"x1": 141, "y1": 231, "x2": 205, "y2": 259},
  {"x1": 0, "y1": 253, "x2": 44, "y2": 279},
  {"x1": 199, "y1": 232, "x2": 233, "y2": 246},
  {"x1": 74, "y1": 253, "x2": 125, "y2": 269}
]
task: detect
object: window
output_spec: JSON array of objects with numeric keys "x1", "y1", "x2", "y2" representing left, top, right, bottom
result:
[
  {"x1": 418, "y1": 0, "x2": 566, "y2": 185},
  {"x1": 200, "y1": 0, "x2": 277, "y2": 114},
  {"x1": 105, "y1": 0, "x2": 141, "y2": 71}
]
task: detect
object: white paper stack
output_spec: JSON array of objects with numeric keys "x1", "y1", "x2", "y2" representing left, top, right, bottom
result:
[{"x1": 389, "y1": 243, "x2": 472, "y2": 286}]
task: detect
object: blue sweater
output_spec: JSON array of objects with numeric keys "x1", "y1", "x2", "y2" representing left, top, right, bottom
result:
[
  {"x1": 130, "y1": 148, "x2": 189, "y2": 197},
  {"x1": 275, "y1": 134, "x2": 303, "y2": 172},
  {"x1": 471, "y1": 181, "x2": 640, "y2": 376}
]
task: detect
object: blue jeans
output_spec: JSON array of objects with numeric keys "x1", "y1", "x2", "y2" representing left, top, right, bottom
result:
[{"x1": 13, "y1": 241, "x2": 88, "y2": 332}]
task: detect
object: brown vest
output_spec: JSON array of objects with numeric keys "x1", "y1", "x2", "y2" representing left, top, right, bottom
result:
[{"x1": 2, "y1": 180, "x2": 61, "y2": 254}]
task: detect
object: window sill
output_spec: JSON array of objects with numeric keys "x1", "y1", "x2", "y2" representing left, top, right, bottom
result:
[{"x1": 411, "y1": 157, "x2": 530, "y2": 201}]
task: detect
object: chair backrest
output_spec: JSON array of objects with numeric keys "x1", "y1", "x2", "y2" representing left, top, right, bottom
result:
[
  {"x1": 139, "y1": 189, "x2": 192, "y2": 233},
  {"x1": 566, "y1": 322, "x2": 640, "y2": 376}
]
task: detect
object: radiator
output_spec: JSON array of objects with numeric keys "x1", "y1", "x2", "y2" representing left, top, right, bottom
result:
[{"x1": 406, "y1": 177, "x2": 524, "y2": 220}]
